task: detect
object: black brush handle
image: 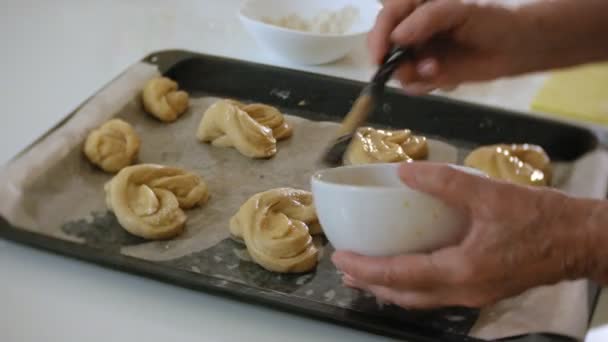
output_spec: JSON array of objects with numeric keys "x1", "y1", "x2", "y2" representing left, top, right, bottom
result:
[{"x1": 369, "y1": 46, "x2": 415, "y2": 95}]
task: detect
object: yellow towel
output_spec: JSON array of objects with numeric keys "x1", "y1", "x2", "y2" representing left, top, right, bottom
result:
[{"x1": 531, "y1": 62, "x2": 608, "y2": 125}]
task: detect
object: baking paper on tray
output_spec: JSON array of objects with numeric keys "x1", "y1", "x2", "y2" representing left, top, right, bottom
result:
[{"x1": 0, "y1": 62, "x2": 606, "y2": 341}]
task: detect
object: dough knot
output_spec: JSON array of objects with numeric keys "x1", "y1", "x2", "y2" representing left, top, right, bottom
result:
[
  {"x1": 105, "y1": 164, "x2": 209, "y2": 239},
  {"x1": 465, "y1": 144, "x2": 552, "y2": 186},
  {"x1": 229, "y1": 188, "x2": 322, "y2": 273},
  {"x1": 345, "y1": 127, "x2": 428, "y2": 165},
  {"x1": 196, "y1": 99, "x2": 280, "y2": 158},
  {"x1": 142, "y1": 77, "x2": 189, "y2": 122},
  {"x1": 83, "y1": 119, "x2": 140, "y2": 173}
]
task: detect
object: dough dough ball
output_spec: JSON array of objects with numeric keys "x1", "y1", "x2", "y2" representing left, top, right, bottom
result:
[
  {"x1": 196, "y1": 99, "x2": 278, "y2": 158},
  {"x1": 344, "y1": 127, "x2": 428, "y2": 165},
  {"x1": 83, "y1": 119, "x2": 141, "y2": 173},
  {"x1": 464, "y1": 144, "x2": 552, "y2": 186},
  {"x1": 229, "y1": 188, "x2": 322, "y2": 273},
  {"x1": 105, "y1": 164, "x2": 209, "y2": 240},
  {"x1": 142, "y1": 77, "x2": 189, "y2": 122}
]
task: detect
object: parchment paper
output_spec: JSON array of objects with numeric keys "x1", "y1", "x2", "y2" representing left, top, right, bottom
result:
[{"x1": 1, "y1": 62, "x2": 606, "y2": 341}]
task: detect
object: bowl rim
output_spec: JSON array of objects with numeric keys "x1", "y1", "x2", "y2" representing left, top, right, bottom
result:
[
  {"x1": 238, "y1": 0, "x2": 381, "y2": 38},
  {"x1": 311, "y1": 162, "x2": 485, "y2": 192}
]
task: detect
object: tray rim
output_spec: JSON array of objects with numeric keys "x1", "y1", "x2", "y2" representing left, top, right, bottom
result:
[
  {"x1": 144, "y1": 49, "x2": 608, "y2": 150},
  {"x1": 0, "y1": 217, "x2": 483, "y2": 342},
  {"x1": 6, "y1": 48, "x2": 606, "y2": 165},
  {"x1": 0, "y1": 48, "x2": 598, "y2": 342}
]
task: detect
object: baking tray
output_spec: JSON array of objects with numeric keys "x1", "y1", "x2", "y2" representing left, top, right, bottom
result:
[{"x1": 0, "y1": 50, "x2": 602, "y2": 342}]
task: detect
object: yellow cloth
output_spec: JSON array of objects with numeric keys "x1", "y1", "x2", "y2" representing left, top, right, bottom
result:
[{"x1": 531, "y1": 62, "x2": 608, "y2": 125}]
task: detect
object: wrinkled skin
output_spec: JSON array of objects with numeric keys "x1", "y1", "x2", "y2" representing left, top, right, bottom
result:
[
  {"x1": 332, "y1": 162, "x2": 607, "y2": 309},
  {"x1": 334, "y1": 0, "x2": 608, "y2": 308},
  {"x1": 370, "y1": 0, "x2": 608, "y2": 94}
]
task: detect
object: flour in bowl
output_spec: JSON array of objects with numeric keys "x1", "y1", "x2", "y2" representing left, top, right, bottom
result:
[{"x1": 261, "y1": 5, "x2": 359, "y2": 34}]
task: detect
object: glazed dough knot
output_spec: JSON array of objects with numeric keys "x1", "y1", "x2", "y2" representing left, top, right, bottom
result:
[
  {"x1": 228, "y1": 100, "x2": 293, "y2": 140},
  {"x1": 464, "y1": 144, "x2": 552, "y2": 186},
  {"x1": 345, "y1": 127, "x2": 428, "y2": 165},
  {"x1": 105, "y1": 164, "x2": 209, "y2": 239},
  {"x1": 83, "y1": 119, "x2": 141, "y2": 173},
  {"x1": 229, "y1": 188, "x2": 322, "y2": 273},
  {"x1": 196, "y1": 99, "x2": 279, "y2": 158},
  {"x1": 142, "y1": 77, "x2": 189, "y2": 122}
]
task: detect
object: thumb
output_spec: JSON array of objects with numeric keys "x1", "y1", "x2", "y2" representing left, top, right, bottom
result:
[{"x1": 398, "y1": 161, "x2": 484, "y2": 207}]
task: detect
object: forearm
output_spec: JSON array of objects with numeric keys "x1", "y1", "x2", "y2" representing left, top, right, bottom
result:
[{"x1": 515, "y1": 0, "x2": 608, "y2": 73}]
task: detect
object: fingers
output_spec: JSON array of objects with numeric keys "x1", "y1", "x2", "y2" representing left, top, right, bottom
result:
[
  {"x1": 367, "y1": 285, "x2": 445, "y2": 309},
  {"x1": 401, "y1": 81, "x2": 439, "y2": 95},
  {"x1": 394, "y1": 57, "x2": 442, "y2": 94},
  {"x1": 368, "y1": 0, "x2": 420, "y2": 64},
  {"x1": 342, "y1": 272, "x2": 446, "y2": 309},
  {"x1": 392, "y1": 42, "x2": 463, "y2": 92},
  {"x1": 332, "y1": 251, "x2": 443, "y2": 289},
  {"x1": 391, "y1": 0, "x2": 470, "y2": 46},
  {"x1": 398, "y1": 162, "x2": 486, "y2": 207}
]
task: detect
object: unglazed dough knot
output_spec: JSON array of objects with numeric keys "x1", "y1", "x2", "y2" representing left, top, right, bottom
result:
[
  {"x1": 197, "y1": 99, "x2": 279, "y2": 158},
  {"x1": 229, "y1": 188, "x2": 322, "y2": 273},
  {"x1": 344, "y1": 127, "x2": 428, "y2": 165},
  {"x1": 464, "y1": 144, "x2": 552, "y2": 186},
  {"x1": 83, "y1": 119, "x2": 140, "y2": 173},
  {"x1": 142, "y1": 77, "x2": 189, "y2": 122},
  {"x1": 105, "y1": 164, "x2": 209, "y2": 239}
]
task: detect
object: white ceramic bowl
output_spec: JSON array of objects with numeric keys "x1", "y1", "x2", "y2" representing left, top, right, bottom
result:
[
  {"x1": 312, "y1": 163, "x2": 479, "y2": 256},
  {"x1": 239, "y1": 0, "x2": 381, "y2": 65}
]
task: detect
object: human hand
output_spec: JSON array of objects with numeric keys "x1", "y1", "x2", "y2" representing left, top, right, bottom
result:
[
  {"x1": 332, "y1": 162, "x2": 599, "y2": 309},
  {"x1": 369, "y1": 0, "x2": 546, "y2": 94}
]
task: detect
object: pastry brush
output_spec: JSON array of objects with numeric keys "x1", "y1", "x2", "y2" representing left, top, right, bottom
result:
[{"x1": 320, "y1": 46, "x2": 414, "y2": 167}]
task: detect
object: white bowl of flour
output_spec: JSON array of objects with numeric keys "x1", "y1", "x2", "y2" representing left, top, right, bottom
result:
[{"x1": 239, "y1": 0, "x2": 381, "y2": 65}]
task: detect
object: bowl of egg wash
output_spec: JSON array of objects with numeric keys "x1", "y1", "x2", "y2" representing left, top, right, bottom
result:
[
  {"x1": 311, "y1": 163, "x2": 485, "y2": 257},
  {"x1": 239, "y1": 0, "x2": 381, "y2": 65}
]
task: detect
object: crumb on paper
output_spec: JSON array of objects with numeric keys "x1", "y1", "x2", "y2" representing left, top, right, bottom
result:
[
  {"x1": 233, "y1": 248, "x2": 252, "y2": 262},
  {"x1": 296, "y1": 274, "x2": 314, "y2": 285},
  {"x1": 337, "y1": 300, "x2": 350, "y2": 308},
  {"x1": 261, "y1": 6, "x2": 359, "y2": 35},
  {"x1": 323, "y1": 289, "x2": 336, "y2": 302}
]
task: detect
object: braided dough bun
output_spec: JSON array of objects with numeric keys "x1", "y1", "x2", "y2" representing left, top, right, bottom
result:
[
  {"x1": 105, "y1": 164, "x2": 209, "y2": 240},
  {"x1": 196, "y1": 99, "x2": 278, "y2": 158},
  {"x1": 229, "y1": 188, "x2": 322, "y2": 273},
  {"x1": 142, "y1": 77, "x2": 189, "y2": 122},
  {"x1": 227, "y1": 100, "x2": 293, "y2": 140},
  {"x1": 344, "y1": 127, "x2": 428, "y2": 165},
  {"x1": 83, "y1": 119, "x2": 140, "y2": 173},
  {"x1": 464, "y1": 144, "x2": 552, "y2": 186}
]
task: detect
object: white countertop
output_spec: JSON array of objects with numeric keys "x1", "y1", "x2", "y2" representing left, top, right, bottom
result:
[{"x1": 1, "y1": 0, "x2": 608, "y2": 341}]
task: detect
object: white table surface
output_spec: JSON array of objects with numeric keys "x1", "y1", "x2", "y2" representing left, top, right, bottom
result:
[{"x1": 2, "y1": 0, "x2": 608, "y2": 341}]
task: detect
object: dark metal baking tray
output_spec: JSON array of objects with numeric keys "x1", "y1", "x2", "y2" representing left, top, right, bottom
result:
[{"x1": 0, "y1": 50, "x2": 601, "y2": 342}]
